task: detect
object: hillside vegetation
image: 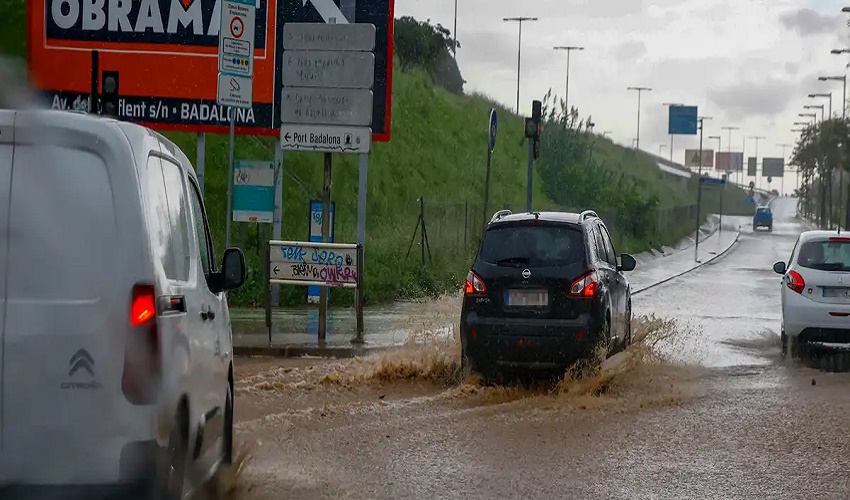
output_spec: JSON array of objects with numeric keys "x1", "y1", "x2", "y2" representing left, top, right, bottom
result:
[{"x1": 1, "y1": 14, "x2": 753, "y2": 308}]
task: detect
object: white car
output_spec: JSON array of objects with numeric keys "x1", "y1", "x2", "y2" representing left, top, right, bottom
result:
[
  {"x1": 774, "y1": 230, "x2": 850, "y2": 358},
  {"x1": 0, "y1": 109, "x2": 245, "y2": 498}
]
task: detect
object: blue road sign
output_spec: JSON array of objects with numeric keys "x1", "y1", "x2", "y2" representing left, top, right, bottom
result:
[
  {"x1": 307, "y1": 200, "x2": 336, "y2": 304},
  {"x1": 489, "y1": 108, "x2": 498, "y2": 152},
  {"x1": 278, "y1": 0, "x2": 393, "y2": 140},
  {"x1": 700, "y1": 176, "x2": 726, "y2": 186},
  {"x1": 668, "y1": 105, "x2": 698, "y2": 135}
]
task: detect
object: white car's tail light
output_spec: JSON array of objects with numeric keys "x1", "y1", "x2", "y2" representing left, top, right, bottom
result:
[{"x1": 787, "y1": 270, "x2": 805, "y2": 295}]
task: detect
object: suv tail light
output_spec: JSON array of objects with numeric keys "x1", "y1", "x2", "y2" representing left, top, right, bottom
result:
[
  {"x1": 465, "y1": 271, "x2": 487, "y2": 295},
  {"x1": 787, "y1": 270, "x2": 805, "y2": 295},
  {"x1": 569, "y1": 271, "x2": 598, "y2": 298},
  {"x1": 123, "y1": 284, "x2": 162, "y2": 405}
]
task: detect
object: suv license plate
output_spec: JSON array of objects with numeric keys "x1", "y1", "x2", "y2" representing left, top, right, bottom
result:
[
  {"x1": 823, "y1": 287, "x2": 850, "y2": 299},
  {"x1": 506, "y1": 289, "x2": 548, "y2": 307}
]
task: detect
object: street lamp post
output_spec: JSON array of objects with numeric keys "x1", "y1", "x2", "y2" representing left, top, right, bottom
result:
[
  {"x1": 804, "y1": 104, "x2": 825, "y2": 122},
  {"x1": 722, "y1": 126, "x2": 740, "y2": 183},
  {"x1": 695, "y1": 116, "x2": 712, "y2": 262},
  {"x1": 553, "y1": 45, "x2": 584, "y2": 114},
  {"x1": 504, "y1": 17, "x2": 539, "y2": 114},
  {"x1": 748, "y1": 135, "x2": 765, "y2": 191},
  {"x1": 662, "y1": 102, "x2": 684, "y2": 162},
  {"x1": 809, "y1": 93, "x2": 833, "y2": 118},
  {"x1": 627, "y1": 86, "x2": 652, "y2": 150},
  {"x1": 819, "y1": 75, "x2": 847, "y2": 118},
  {"x1": 777, "y1": 143, "x2": 793, "y2": 196},
  {"x1": 799, "y1": 112, "x2": 818, "y2": 123}
]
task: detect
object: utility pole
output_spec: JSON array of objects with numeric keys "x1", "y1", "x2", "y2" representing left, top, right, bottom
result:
[
  {"x1": 722, "y1": 126, "x2": 740, "y2": 183},
  {"x1": 749, "y1": 135, "x2": 765, "y2": 191},
  {"x1": 628, "y1": 86, "x2": 652, "y2": 151},
  {"x1": 553, "y1": 45, "x2": 584, "y2": 113},
  {"x1": 694, "y1": 116, "x2": 711, "y2": 263},
  {"x1": 777, "y1": 143, "x2": 793, "y2": 197},
  {"x1": 504, "y1": 17, "x2": 539, "y2": 114}
]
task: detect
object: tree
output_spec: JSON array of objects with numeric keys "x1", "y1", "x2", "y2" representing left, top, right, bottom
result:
[
  {"x1": 393, "y1": 17, "x2": 464, "y2": 94},
  {"x1": 791, "y1": 117, "x2": 850, "y2": 228}
]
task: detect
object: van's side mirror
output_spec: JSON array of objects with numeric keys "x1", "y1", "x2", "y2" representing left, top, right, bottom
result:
[
  {"x1": 209, "y1": 248, "x2": 247, "y2": 293},
  {"x1": 618, "y1": 253, "x2": 637, "y2": 272},
  {"x1": 773, "y1": 261, "x2": 787, "y2": 275}
]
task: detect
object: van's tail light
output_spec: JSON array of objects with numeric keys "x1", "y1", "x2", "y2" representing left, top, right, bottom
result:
[
  {"x1": 569, "y1": 271, "x2": 598, "y2": 298},
  {"x1": 465, "y1": 271, "x2": 487, "y2": 295},
  {"x1": 787, "y1": 271, "x2": 805, "y2": 295},
  {"x1": 123, "y1": 284, "x2": 162, "y2": 405}
]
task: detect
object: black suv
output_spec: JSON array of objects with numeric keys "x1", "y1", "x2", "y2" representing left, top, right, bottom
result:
[{"x1": 460, "y1": 210, "x2": 637, "y2": 378}]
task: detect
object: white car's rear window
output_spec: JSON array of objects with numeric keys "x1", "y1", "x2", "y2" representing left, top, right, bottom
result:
[{"x1": 797, "y1": 240, "x2": 850, "y2": 272}]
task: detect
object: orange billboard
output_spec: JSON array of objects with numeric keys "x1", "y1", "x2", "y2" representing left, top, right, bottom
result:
[{"x1": 28, "y1": 0, "x2": 279, "y2": 136}]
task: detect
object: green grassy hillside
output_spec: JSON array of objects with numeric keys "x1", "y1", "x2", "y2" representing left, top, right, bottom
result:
[{"x1": 1, "y1": 12, "x2": 751, "y2": 308}]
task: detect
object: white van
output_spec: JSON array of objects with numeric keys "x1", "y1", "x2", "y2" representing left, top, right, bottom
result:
[{"x1": 0, "y1": 109, "x2": 246, "y2": 498}]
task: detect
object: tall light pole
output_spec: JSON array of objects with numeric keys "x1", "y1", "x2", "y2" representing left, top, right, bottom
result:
[
  {"x1": 504, "y1": 16, "x2": 539, "y2": 114},
  {"x1": 819, "y1": 75, "x2": 847, "y2": 118},
  {"x1": 722, "y1": 126, "x2": 740, "y2": 183},
  {"x1": 694, "y1": 116, "x2": 711, "y2": 262},
  {"x1": 553, "y1": 45, "x2": 584, "y2": 113},
  {"x1": 453, "y1": 0, "x2": 458, "y2": 60},
  {"x1": 627, "y1": 86, "x2": 652, "y2": 150},
  {"x1": 799, "y1": 112, "x2": 818, "y2": 123},
  {"x1": 804, "y1": 104, "x2": 825, "y2": 122},
  {"x1": 749, "y1": 135, "x2": 766, "y2": 190},
  {"x1": 778, "y1": 143, "x2": 793, "y2": 196},
  {"x1": 662, "y1": 102, "x2": 684, "y2": 162},
  {"x1": 809, "y1": 93, "x2": 833, "y2": 118}
]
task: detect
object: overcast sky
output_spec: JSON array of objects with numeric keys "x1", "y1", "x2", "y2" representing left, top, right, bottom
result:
[{"x1": 397, "y1": 0, "x2": 850, "y2": 192}]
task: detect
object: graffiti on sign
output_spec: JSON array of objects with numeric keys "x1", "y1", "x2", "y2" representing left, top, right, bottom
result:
[{"x1": 270, "y1": 243, "x2": 358, "y2": 285}]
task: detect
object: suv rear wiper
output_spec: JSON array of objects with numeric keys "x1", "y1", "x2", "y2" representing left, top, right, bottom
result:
[{"x1": 494, "y1": 256, "x2": 530, "y2": 266}]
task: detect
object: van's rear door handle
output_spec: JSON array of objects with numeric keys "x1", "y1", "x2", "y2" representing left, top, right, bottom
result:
[{"x1": 201, "y1": 306, "x2": 216, "y2": 321}]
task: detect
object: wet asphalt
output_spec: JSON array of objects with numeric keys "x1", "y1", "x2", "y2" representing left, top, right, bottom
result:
[{"x1": 229, "y1": 198, "x2": 850, "y2": 500}]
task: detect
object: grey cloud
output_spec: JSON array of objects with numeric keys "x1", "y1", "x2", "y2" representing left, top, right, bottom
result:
[
  {"x1": 780, "y1": 8, "x2": 841, "y2": 36},
  {"x1": 707, "y1": 79, "x2": 798, "y2": 122},
  {"x1": 612, "y1": 40, "x2": 648, "y2": 62}
]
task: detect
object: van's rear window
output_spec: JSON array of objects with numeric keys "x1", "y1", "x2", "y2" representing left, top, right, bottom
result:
[{"x1": 478, "y1": 224, "x2": 585, "y2": 267}]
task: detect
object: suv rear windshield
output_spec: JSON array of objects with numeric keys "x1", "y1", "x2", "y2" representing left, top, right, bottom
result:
[
  {"x1": 478, "y1": 223, "x2": 585, "y2": 267},
  {"x1": 797, "y1": 240, "x2": 850, "y2": 272},
  {"x1": 757, "y1": 207, "x2": 771, "y2": 214}
]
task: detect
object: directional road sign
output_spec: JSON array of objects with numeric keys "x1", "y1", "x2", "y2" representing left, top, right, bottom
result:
[
  {"x1": 700, "y1": 176, "x2": 727, "y2": 186},
  {"x1": 282, "y1": 50, "x2": 376, "y2": 89},
  {"x1": 278, "y1": 0, "x2": 394, "y2": 141},
  {"x1": 281, "y1": 124, "x2": 372, "y2": 153},
  {"x1": 281, "y1": 87, "x2": 374, "y2": 126},
  {"x1": 668, "y1": 105, "x2": 698, "y2": 135}
]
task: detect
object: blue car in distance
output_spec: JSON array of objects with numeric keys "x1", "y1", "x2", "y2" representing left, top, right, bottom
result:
[{"x1": 753, "y1": 206, "x2": 773, "y2": 231}]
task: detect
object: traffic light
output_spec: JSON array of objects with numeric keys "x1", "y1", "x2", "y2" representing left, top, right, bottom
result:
[
  {"x1": 524, "y1": 100, "x2": 543, "y2": 159},
  {"x1": 101, "y1": 70, "x2": 119, "y2": 118}
]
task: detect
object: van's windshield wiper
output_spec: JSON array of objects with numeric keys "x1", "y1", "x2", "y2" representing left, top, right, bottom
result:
[{"x1": 494, "y1": 256, "x2": 530, "y2": 266}]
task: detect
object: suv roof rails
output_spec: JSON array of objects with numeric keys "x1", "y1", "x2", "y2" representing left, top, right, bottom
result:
[
  {"x1": 490, "y1": 209, "x2": 513, "y2": 224},
  {"x1": 580, "y1": 210, "x2": 599, "y2": 221}
]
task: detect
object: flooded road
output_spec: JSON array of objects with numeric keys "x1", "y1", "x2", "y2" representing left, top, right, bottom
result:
[{"x1": 227, "y1": 199, "x2": 850, "y2": 499}]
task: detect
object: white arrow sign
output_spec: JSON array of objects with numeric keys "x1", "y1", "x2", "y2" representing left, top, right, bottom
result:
[{"x1": 303, "y1": 0, "x2": 350, "y2": 24}]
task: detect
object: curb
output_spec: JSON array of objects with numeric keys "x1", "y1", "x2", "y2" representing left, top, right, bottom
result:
[
  {"x1": 234, "y1": 344, "x2": 395, "y2": 358},
  {"x1": 632, "y1": 231, "x2": 742, "y2": 297}
]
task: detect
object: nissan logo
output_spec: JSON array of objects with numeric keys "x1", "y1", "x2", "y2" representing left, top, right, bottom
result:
[{"x1": 522, "y1": 269, "x2": 531, "y2": 279}]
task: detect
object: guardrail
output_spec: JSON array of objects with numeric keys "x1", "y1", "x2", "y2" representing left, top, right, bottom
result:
[{"x1": 264, "y1": 240, "x2": 364, "y2": 344}]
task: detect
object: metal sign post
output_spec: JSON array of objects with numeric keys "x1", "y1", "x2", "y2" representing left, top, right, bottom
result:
[
  {"x1": 483, "y1": 108, "x2": 497, "y2": 233},
  {"x1": 217, "y1": 0, "x2": 257, "y2": 247},
  {"x1": 280, "y1": 22, "x2": 377, "y2": 344}
]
